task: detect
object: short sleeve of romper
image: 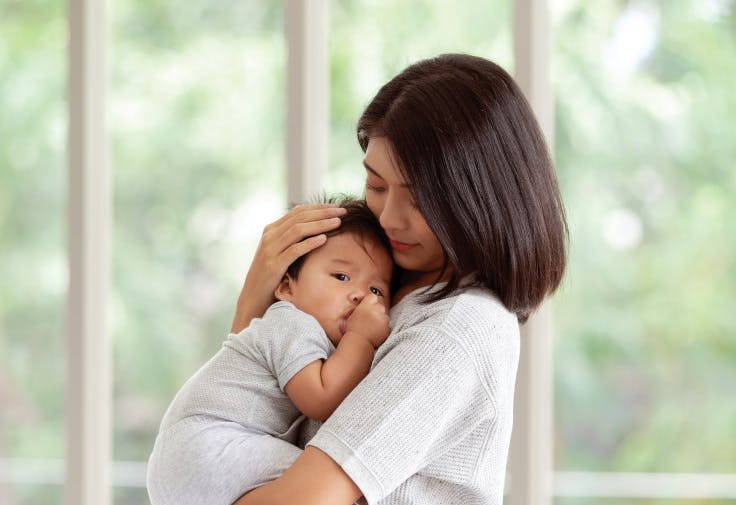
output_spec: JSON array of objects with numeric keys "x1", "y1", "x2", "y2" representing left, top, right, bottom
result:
[
  {"x1": 159, "y1": 300, "x2": 334, "y2": 434},
  {"x1": 247, "y1": 300, "x2": 335, "y2": 391},
  {"x1": 307, "y1": 288, "x2": 520, "y2": 505}
]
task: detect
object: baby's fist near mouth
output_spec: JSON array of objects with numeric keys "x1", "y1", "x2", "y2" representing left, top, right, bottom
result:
[{"x1": 346, "y1": 295, "x2": 391, "y2": 348}]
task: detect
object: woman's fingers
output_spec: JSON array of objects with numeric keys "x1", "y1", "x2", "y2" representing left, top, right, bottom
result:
[
  {"x1": 266, "y1": 207, "x2": 346, "y2": 255},
  {"x1": 268, "y1": 204, "x2": 345, "y2": 231},
  {"x1": 280, "y1": 234, "x2": 329, "y2": 268},
  {"x1": 231, "y1": 204, "x2": 348, "y2": 332},
  {"x1": 281, "y1": 217, "x2": 342, "y2": 245}
]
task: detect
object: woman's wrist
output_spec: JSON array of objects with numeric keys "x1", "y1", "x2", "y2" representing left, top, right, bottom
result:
[{"x1": 230, "y1": 289, "x2": 273, "y2": 333}]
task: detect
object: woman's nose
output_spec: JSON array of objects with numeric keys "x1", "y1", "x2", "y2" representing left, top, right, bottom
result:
[{"x1": 378, "y1": 195, "x2": 406, "y2": 232}]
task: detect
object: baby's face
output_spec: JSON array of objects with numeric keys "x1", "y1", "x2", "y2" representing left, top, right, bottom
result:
[{"x1": 279, "y1": 232, "x2": 393, "y2": 345}]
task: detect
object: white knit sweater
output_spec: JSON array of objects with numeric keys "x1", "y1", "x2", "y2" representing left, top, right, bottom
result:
[{"x1": 307, "y1": 284, "x2": 520, "y2": 505}]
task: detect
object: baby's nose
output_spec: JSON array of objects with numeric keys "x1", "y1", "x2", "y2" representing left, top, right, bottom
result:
[{"x1": 350, "y1": 290, "x2": 366, "y2": 304}]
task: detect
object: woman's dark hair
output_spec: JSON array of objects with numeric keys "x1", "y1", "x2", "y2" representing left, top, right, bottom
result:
[
  {"x1": 287, "y1": 195, "x2": 393, "y2": 280},
  {"x1": 357, "y1": 53, "x2": 567, "y2": 322}
]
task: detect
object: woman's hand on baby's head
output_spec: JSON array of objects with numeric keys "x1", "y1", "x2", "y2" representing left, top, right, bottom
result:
[
  {"x1": 345, "y1": 294, "x2": 391, "y2": 349},
  {"x1": 232, "y1": 204, "x2": 346, "y2": 332},
  {"x1": 258, "y1": 204, "x2": 346, "y2": 278}
]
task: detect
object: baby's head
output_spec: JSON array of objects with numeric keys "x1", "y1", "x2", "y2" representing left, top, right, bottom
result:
[{"x1": 275, "y1": 197, "x2": 394, "y2": 344}]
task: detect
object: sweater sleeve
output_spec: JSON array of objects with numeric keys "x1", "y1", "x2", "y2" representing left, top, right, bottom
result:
[{"x1": 306, "y1": 324, "x2": 501, "y2": 504}]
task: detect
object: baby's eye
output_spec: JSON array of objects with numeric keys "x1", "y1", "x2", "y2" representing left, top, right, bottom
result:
[
  {"x1": 332, "y1": 273, "x2": 349, "y2": 281},
  {"x1": 370, "y1": 286, "x2": 384, "y2": 297}
]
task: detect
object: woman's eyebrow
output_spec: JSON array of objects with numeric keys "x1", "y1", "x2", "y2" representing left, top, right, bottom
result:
[
  {"x1": 363, "y1": 160, "x2": 383, "y2": 178},
  {"x1": 363, "y1": 160, "x2": 411, "y2": 188}
]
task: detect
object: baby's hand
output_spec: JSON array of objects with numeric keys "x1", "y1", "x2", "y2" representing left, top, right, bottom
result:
[{"x1": 345, "y1": 294, "x2": 391, "y2": 349}]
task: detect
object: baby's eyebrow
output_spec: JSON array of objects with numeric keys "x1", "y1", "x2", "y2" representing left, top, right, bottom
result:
[{"x1": 329, "y1": 258, "x2": 355, "y2": 267}]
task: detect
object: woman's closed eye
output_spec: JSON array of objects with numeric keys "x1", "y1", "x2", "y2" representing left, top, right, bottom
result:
[{"x1": 365, "y1": 181, "x2": 386, "y2": 193}]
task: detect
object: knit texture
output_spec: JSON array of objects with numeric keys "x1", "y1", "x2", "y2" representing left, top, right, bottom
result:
[
  {"x1": 157, "y1": 301, "x2": 334, "y2": 439},
  {"x1": 147, "y1": 302, "x2": 334, "y2": 505},
  {"x1": 307, "y1": 285, "x2": 519, "y2": 505}
]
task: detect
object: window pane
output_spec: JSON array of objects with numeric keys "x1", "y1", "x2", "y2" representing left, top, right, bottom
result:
[
  {"x1": 0, "y1": 0, "x2": 66, "y2": 503},
  {"x1": 326, "y1": 0, "x2": 512, "y2": 194},
  {"x1": 553, "y1": 0, "x2": 736, "y2": 475},
  {"x1": 110, "y1": 2, "x2": 285, "y2": 501}
]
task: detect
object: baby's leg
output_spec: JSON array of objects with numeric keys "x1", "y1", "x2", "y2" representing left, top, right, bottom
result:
[{"x1": 147, "y1": 417, "x2": 302, "y2": 505}]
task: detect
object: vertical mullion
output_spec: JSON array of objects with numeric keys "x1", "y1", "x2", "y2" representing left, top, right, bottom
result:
[
  {"x1": 285, "y1": 0, "x2": 328, "y2": 204},
  {"x1": 508, "y1": 0, "x2": 554, "y2": 504},
  {"x1": 66, "y1": 1, "x2": 111, "y2": 504}
]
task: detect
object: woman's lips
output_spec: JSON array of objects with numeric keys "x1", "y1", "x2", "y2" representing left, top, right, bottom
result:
[{"x1": 390, "y1": 239, "x2": 416, "y2": 252}]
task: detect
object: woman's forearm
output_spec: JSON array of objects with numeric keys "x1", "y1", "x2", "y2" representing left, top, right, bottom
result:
[
  {"x1": 230, "y1": 287, "x2": 273, "y2": 333},
  {"x1": 232, "y1": 447, "x2": 362, "y2": 505}
]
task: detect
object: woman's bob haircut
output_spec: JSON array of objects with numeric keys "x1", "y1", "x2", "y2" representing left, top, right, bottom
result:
[{"x1": 357, "y1": 53, "x2": 568, "y2": 323}]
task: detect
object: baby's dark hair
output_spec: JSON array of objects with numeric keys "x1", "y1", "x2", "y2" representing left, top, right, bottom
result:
[{"x1": 286, "y1": 195, "x2": 393, "y2": 280}]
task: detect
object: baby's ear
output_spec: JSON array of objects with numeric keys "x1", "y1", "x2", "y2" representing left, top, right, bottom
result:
[{"x1": 274, "y1": 274, "x2": 294, "y2": 302}]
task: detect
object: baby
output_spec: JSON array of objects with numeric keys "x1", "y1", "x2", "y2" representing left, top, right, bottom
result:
[{"x1": 147, "y1": 197, "x2": 394, "y2": 505}]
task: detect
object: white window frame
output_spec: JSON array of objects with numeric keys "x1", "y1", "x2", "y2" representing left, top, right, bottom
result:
[
  {"x1": 66, "y1": 0, "x2": 112, "y2": 504},
  {"x1": 507, "y1": 0, "x2": 554, "y2": 503}
]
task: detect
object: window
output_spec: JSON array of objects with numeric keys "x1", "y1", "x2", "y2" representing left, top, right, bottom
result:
[
  {"x1": 325, "y1": 0, "x2": 511, "y2": 194},
  {"x1": 553, "y1": 0, "x2": 736, "y2": 501},
  {"x1": 110, "y1": 1, "x2": 285, "y2": 503},
  {"x1": 2, "y1": 1, "x2": 734, "y2": 504},
  {"x1": 0, "y1": 1, "x2": 67, "y2": 503}
]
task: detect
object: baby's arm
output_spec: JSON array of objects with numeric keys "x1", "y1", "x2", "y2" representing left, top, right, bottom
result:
[{"x1": 284, "y1": 294, "x2": 389, "y2": 421}]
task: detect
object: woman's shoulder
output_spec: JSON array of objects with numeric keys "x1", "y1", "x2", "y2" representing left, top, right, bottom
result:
[
  {"x1": 384, "y1": 286, "x2": 520, "y2": 404},
  {"x1": 392, "y1": 285, "x2": 517, "y2": 335},
  {"x1": 445, "y1": 287, "x2": 518, "y2": 332}
]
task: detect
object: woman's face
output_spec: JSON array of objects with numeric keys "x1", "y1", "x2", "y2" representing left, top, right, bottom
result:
[{"x1": 363, "y1": 136, "x2": 446, "y2": 285}]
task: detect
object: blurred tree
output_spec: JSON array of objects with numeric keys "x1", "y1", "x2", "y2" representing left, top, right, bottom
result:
[
  {"x1": 553, "y1": 0, "x2": 736, "y2": 474},
  {"x1": 2, "y1": 0, "x2": 734, "y2": 504},
  {"x1": 110, "y1": 0, "x2": 285, "y2": 466},
  {"x1": 0, "y1": 0, "x2": 66, "y2": 503}
]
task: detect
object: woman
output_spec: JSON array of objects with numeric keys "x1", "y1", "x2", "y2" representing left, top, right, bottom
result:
[{"x1": 233, "y1": 53, "x2": 564, "y2": 505}]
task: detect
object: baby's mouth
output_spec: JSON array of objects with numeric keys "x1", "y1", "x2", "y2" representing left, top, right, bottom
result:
[{"x1": 339, "y1": 308, "x2": 355, "y2": 335}]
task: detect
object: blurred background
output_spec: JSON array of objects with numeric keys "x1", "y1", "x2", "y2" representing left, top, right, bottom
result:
[{"x1": 1, "y1": 0, "x2": 734, "y2": 504}]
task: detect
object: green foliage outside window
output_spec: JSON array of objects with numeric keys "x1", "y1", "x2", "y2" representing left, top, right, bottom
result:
[
  {"x1": 553, "y1": 0, "x2": 736, "y2": 478},
  {"x1": 1, "y1": 1, "x2": 734, "y2": 504}
]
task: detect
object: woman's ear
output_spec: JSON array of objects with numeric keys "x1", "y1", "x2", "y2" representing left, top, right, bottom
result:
[{"x1": 274, "y1": 274, "x2": 295, "y2": 302}]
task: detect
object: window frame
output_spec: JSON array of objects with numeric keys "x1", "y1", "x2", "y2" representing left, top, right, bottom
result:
[{"x1": 47, "y1": 1, "x2": 736, "y2": 504}]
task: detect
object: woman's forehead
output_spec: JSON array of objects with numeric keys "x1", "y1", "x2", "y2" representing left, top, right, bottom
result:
[{"x1": 364, "y1": 137, "x2": 408, "y2": 184}]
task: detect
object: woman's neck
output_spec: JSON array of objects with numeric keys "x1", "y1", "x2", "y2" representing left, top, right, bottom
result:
[{"x1": 391, "y1": 268, "x2": 452, "y2": 306}]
